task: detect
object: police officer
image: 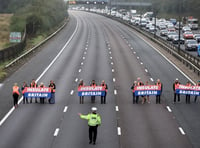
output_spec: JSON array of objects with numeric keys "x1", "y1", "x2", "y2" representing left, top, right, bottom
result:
[
  {"x1": 101, "y1": 80, "x2": 108, "y2": 104},
  {"x1": 21, "y1": 82, "x2": 28, "y2": 104},
  {"x1": 12, "y1": 83, "x2": 20, "y2": 108},
  {"x1": 156, "y1": 79, "x2": 163, "y2": 104},
  {"x1": 131, "y1": 81, "x2": 137, "y2": 104},
  {"x1": 78, "y1": 107, "x2": 101, "y2": 145},
  {"x1": 194, "y1": 80, "x2": 200, "y2": 102},
  {"x1": 90, "y1": 80, "x2": 96, "y2": 103},
  {"x1": 185, "y1": 81, "x2": 191, "y2": 104},
  {"x1": 173, "y1": 78, "x2": 180, "y2": 103},
  {"x1": 78, "y1": 79, "x2": 84, "y2": 104}
]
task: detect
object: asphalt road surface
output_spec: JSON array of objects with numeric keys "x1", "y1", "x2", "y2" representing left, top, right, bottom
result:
[{"x1": 0, "y1": 11, "x2": 199, "y2": 148}]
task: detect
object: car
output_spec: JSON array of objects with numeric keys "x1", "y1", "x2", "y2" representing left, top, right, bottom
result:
[
  {"x1": 149, "y1": 25, "x2": 156, "y2": 32},
  {"x1": 145, "y1": 23, "x2": 152, "y2": 29},
  {"x1": 167, "y1": 28, "x2": 176, "y2": 32},
  {"x1": 175, "y1": 22, "x2": 183, "y2": 30},
  {"x1": 193, "y1": 34, "x2": 200, "y2": 43},
  {"x1": 172, "y1": 35, "x2": 185, "y2": 44},
  {"x1": 183, "y1": 31, "x2": 194, "y2": 39},
  {"x1": 158, "y1": 24, "x2": 166, "y2": 30},
  {"x1": 166, "y1": 32, "x2": 178, "y2": 41},
  {"x1": 184, "y1": 39, "x2": 198, "y2": 51},
  {"x1": 160, "y1": 29, "x2": 168, "y2": 36},
  {"x1": 198, "y1": 44, "x2": 200, "y2": 56},
  {"x1": 182, "y1": 26, "x2": 191, "y2": 33}
]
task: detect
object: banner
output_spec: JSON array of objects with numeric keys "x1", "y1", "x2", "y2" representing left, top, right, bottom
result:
[
  {"x1": 175, "y1": 85, "x2": 200, "y2": 96},
  {"x1": 134, "y1": 85, "x2": 161, "y2": 96},
  {"x1": 78, "y1": 86, "x2": 105, "y2": 96},
  {"x1": 24, "y1": 87, "x2": 52, "y2": 98}
]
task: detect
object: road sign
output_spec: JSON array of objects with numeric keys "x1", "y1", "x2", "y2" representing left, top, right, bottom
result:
[{"x1": 9, "y1": 32, "x2": 21, "y2": 43}]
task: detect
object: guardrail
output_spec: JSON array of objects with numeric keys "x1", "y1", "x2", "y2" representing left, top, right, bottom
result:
[
  {"x1": 4, "y1": 18, "x2": 69, "y2": 69},
  {"x1": 109, "y1": 16, "x2": 200, "y2": 76}
]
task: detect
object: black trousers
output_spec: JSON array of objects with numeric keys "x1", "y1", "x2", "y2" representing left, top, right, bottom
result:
[
  {"x1": 89, "y1": 126, "x2": 98, "y2": 143},
  {"x1": 132, "y1": 93, "x2": 135, "y2": 104},
  {"x1": 156, "y1": 95, "x2": 161, "y2": 104},
  {"x1": 91, "y1": 96, "x2": 95, "y2": 103},
  {"x1": 186, "y1": 95, "x2": 190, "y2": 104},
  {"x1": 174, "y1": 93, "x2": 180, "y2": 102},
  {"x1": 101, "y1": 92, "x2": 107, "y2": 104},
  {"x1": 80, "y1": 96, "x2": 84, "y2": 104},
  {"x1": 13, "y1": 93, "x2": 19, "y2": 106}
]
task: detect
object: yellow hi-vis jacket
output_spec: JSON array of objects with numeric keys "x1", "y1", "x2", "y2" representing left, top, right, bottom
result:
[{"x1": 80, "y1": 113, "x2": 101, "y2": 126}]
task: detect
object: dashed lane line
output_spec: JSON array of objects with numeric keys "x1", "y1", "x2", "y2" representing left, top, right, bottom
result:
[
  {"x1": 166, "y1": 106, "x2": 172, "y2": 112},
  {"x1": 150, "y1": 78, "x2": 154, "y2": 82},
  {"x1": 63, "y1": 106, "x2": 68, "y2": 113},
  {"x1": 114, "y1": 90, "x2": 117, "y2": 95},
  {"x1": 117, "y1": 127, "x2": 121, "y2": 136},
  {"x1": 79, "y1": 69, "x2": 82, "y2": 73},
  {"x1": 113, "y1": 78, "x2": 116, "y2": 82},
  {"x1": 179, "y1": 127, "x2": 186, "y2": 135},
  {"x1": 54, "y1": 128, "x2": 60, "y2": 137},
  {"x1": 115, "y1": 106, "x2": 119, "y2": 111},
  {"x1": 75, "y1": 78, "x2": 78, "y2": 82}
]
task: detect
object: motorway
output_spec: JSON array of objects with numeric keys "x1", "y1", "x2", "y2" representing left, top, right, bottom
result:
[{"x1": 0, "y1": 11, "x2": 199, "y2": 148}]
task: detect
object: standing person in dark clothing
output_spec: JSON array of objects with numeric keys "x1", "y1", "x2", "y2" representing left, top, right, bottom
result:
[
  {"x1": 78, "y1": 107, "x2": 101, "y2": 145},
  {"x1": 21, "y1": 82, "x2": 28, "y2": 104},
  {"x1": 194, "y1": 81, "x2": 200, "y2": 103},
  {"x1": 30, "y1": 79, "x2": 37, "y2": 103},
  {"x1": 101, "y1": 80, "x2": 108, "y2": 104},
  {"x1": 173, "y1": 78, "x2": 180, "y2": 103},
  {"x1": 185, "y1": 81, "x2": 191, "y2": 104},
  {"x1": 90, "y1": 80, "x2": 96, "y2": 103},
  {"x1": 131, "y1": 81, "x2": 137, "y2": 104},
  {"x1": 49, "y1": 80, "x2": 56, "y2": 104},
  {"x1": 12, "y1": 83, "x2": 20, "y2": 108},
  {"x1": 136, "y1": 77, "x2": 142, "y2": 104},
  {"x1": 156, "y1": 79, "x2": 163, "y2": 104},
  {"x1": 78, "y1": 79, "x2": 85, "y2": 104}
]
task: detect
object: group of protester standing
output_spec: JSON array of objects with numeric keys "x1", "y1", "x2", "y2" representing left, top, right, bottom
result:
[
  {"x1": 131, "y1": 77, "x2": 163, "y2": 104},
  {"x1": 12, "y1": 79, "x2": 56, "y2": 108},
  {"x1": 78, "y1": 80, "x2": 108, "y2": 104}
]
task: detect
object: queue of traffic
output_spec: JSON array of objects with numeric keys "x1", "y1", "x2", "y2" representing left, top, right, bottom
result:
[{"x1": 12, "y1": 79, "x2": 56, "y2": 108}]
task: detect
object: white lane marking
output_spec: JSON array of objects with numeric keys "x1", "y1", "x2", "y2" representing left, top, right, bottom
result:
[
  {"x1": 114, "y1": 90, "x2": 117, "y2": 95},
  {"x1": 81, "y1": 62, "x2": 84, "y2": 65},
  {"x1": 0, "y1": 83, "x2": 3, "y2": 88},
  {"x1": 133, "y1": 51, "x2": 136, "y2": 54},
  {"x1": 138, "y1": 33, "x2": 195, "y2": 85},
  {"x1": 111, "y1": 62, "x2": 114, "y2": 65},
  {"x1": 108, "y1": 48, "x2": 111, "y2": 50},
  {"x1": 128, "y1": 44, "x2": 131, "y2": 47},
  {"x1": 166, "y1": 106, "x2": 172, "y2": 112},
  {"x1": 110, "y1": 57, "x2": 113, "y2": 59},
  {"x1": 86, "y1": 44, "x2": 88, "y2": 47},
  {"x1": 112, "y1": 69, "x2": 115, "y2": 72},
  {"x1": 115, "y1": 106, "x2": 119, "y2": 111},
  {"x1": 83, "y1": 57, "x2": 85, "y2": 60},
  {"x1": 54, "y1": 128, "x2": 60, "y2": 137},
  {"x1": 84, "y1": 52, "x2": 87, "y2": 55},
  {"x1": 70, "y1": 90, "x2": 74, "y2": 95},
  {"x1": 131, "y1": 47, "x2": 133, "y2": 50},
  {"x1": 75, "y1": 78, "x2": 78, "y2": 82},
  {"x1": 79, "y1": 69, "x2": 82, "y2": 73},
  {"x1": 145, "y1": 69, "x2": 148, "y2": 73},
  {"x1": 117, "y1": 127, "x2": 121, "y2": 135},
  {"x1": 85, "y1": 48, "x2": 88, "y2": 50},
  {"x1": 0, "y1": 17, "x2": 79, "y2": 127},
  {"x1": 179, "y1": 127, "x2": 186, "y2": 135},
  {"x1": 150, "y1": 78, "x2": 154, "y2": 82},
  {"x1": 113, "y1": 78, "x2": 116, "y2": 82},
  {"x1": 109, "y1": 51, "x2": 112, "y2": 54},
  {"x1": 137, "y1": 57, "x2": 139, "y2": 59},
  {"x1": 63, "y1": 106, "x2": 68, "y2": 112},
  {"x1": 141, "y1": 62, "x2": 143, "y2": 65}
]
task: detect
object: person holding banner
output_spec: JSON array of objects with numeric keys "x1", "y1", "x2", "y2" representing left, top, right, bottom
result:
[
  {"x1": 21, "y1": 82, "x2": 28, "y2": 104},
  {"x1": 156, "y1": 79, "x2": 163, "y2": 104},
  {"x1": 173, "y1": 78, "x2": 180, "y2": 103},
  {"x1": 185, "y1": 81, "x2": 191, "y2": 104},
  {"x1": 142, "y1": 81, "x2": 150, "y2": 104},
  {"x1": 194, "y1": 81, "x2": 200, "y2": 103},
  {"x1": 101, "y1": 80, "x2": 108, "y2": 104},
  {"x1": 39, "y1": 82, "x2": 45, "y2": 104},
  {"x1": 12, "y1": 83, "x2": 20, "y2": 108},
  {"x1": 136, "y1": 77, "x2": 142, "y2": 104},
  {"x1": 30, "y1": 79, "x2": 38, "y2": 103},
  {"x1": 90, "y1": 80, "x2": 96, "y2": 103},
  {"x1": 49, "y1": 80, "x2": 56, "y2": 104},
  {"x1": 78, "y1": 79, "x2": 85, "y2": 104},
  {"x1": 131, "y1": 81, "x2": 137, "y2": 104}
]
